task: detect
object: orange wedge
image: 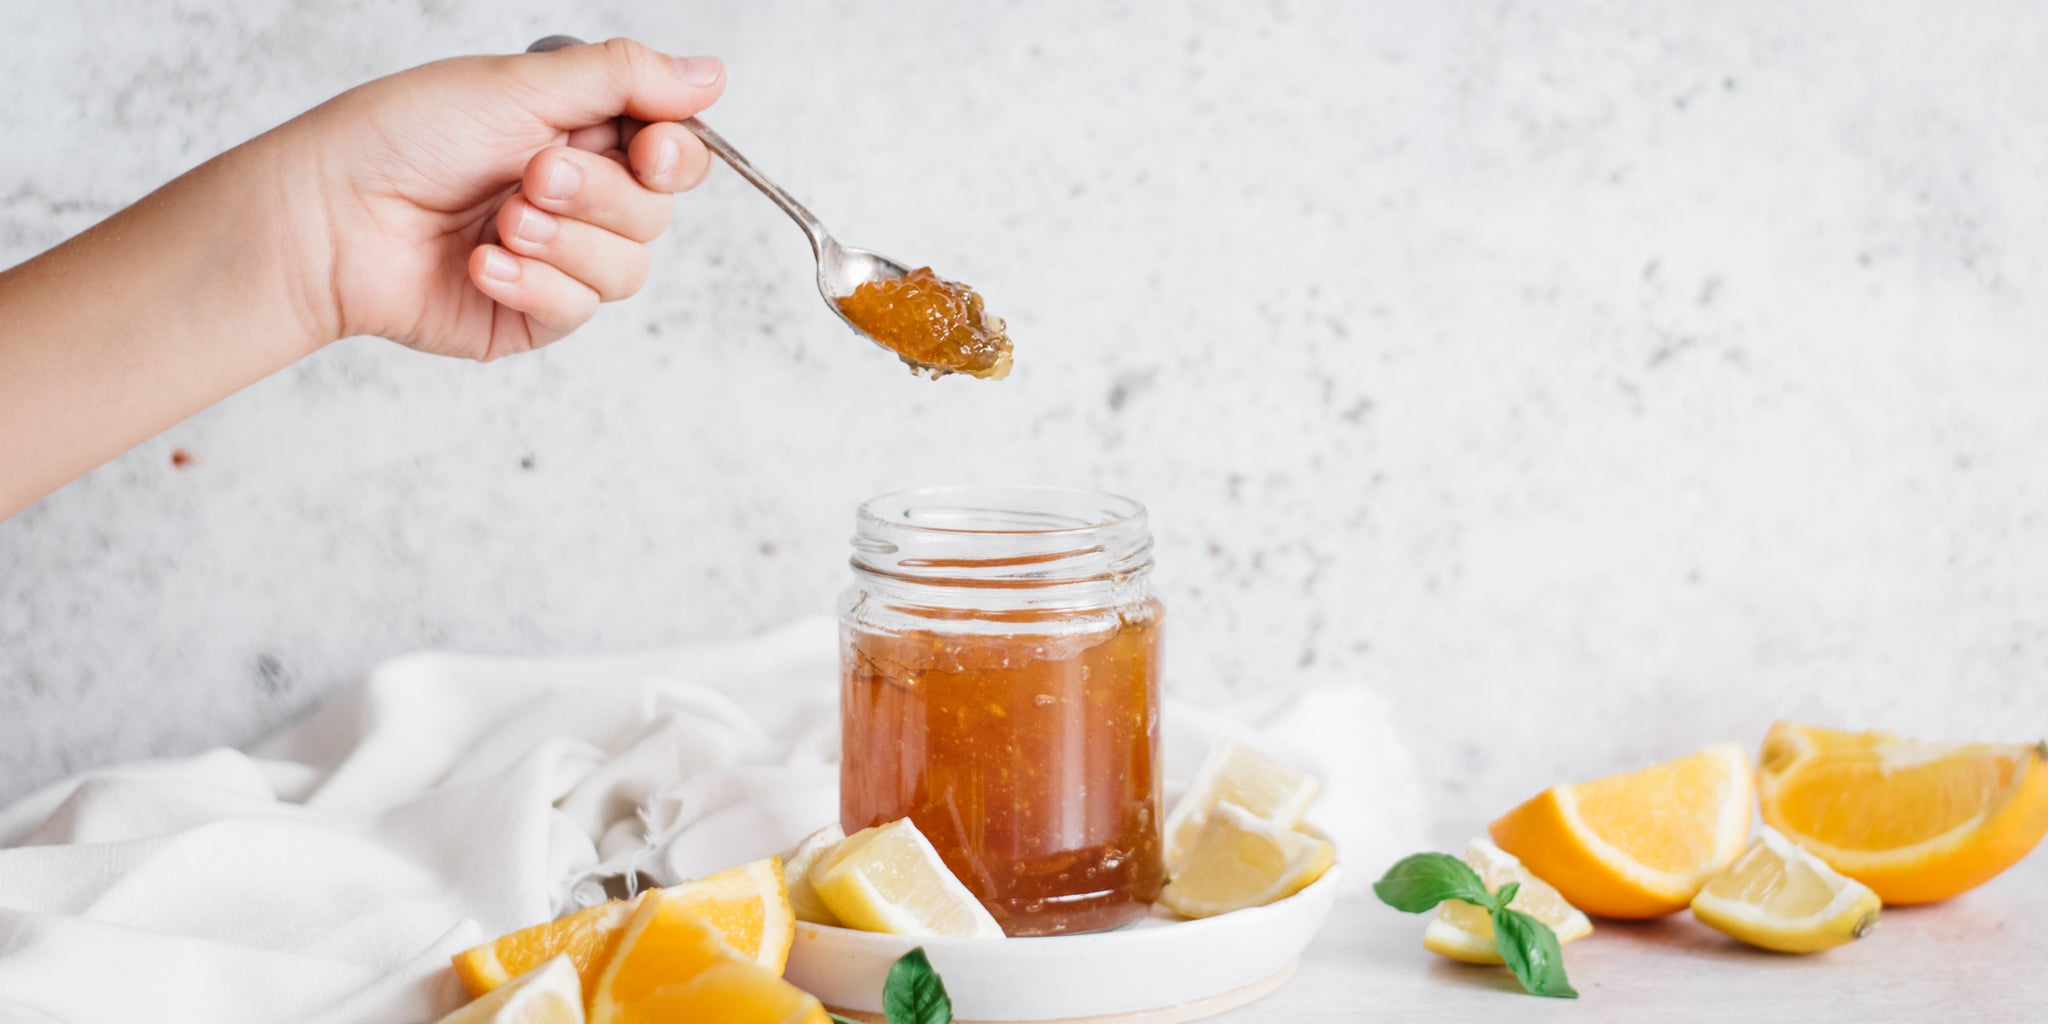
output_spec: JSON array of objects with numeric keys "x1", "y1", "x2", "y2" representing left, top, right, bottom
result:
[
  {"x1": 1757, "y1": 721, "x2": 2048, "y2": 904},
  {"x1": 588, "y1": 896, "x2": 828, "y2": 1024},
  {"x1": 650, "y1": 857, "x2": 795, "y2": 974},
  {"x1": 1489, "y1": 744, "x2": 1753, "y2": 919},
  {"x1": 452, "y1": 894, "x2": 647, "y2": 1001},
  {"x1": 451, "y1": 857, "x2": 794, "y2": 1000}
]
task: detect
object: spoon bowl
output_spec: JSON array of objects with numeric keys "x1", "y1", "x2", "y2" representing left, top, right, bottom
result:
[{"x1": 818, "y1": 241, "x2": 910, "y2": 329}]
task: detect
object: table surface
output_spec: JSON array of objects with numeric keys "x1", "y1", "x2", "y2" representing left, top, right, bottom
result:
[{"x1": 1213, "y1": 866, "x2": 2048, "y2": 1023}]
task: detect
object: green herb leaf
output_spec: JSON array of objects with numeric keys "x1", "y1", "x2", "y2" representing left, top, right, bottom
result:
[
  {"x1": 884, "y1": 947, "x2": 953, "y2": 1024},
  {"x1": 1491, "y1": 907, "x2": 1578, "y2": 999},
  {"x1": 1371, "y1": 852, "x2": 1491, "y2": 913},
  {"x1": 1490, "y1": 880, "x2": 1521, "y2": 912},
  {"x1": 1377, "y1": 850, "x2": 1580, "y2": 999},
  {"x1": 830, "y1": 1015, "x2": 865, "y2": 1024}
]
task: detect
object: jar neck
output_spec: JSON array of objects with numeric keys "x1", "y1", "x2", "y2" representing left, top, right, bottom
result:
[{"x1": 848, "y1": 486, "x2": 1155, "y2": 612}]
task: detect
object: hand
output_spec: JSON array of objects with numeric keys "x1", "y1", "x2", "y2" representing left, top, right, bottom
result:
[
  {"x1": 285, "y1": 38, "x2": 725, "y2": 360},
  {"x1": 0, "y1": 38, "x2": 722, "y2": 513}
]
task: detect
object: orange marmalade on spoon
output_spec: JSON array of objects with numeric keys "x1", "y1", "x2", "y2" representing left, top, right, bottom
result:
[{"x1": 835, "y1": 268, "x2": 1013, "y2": 379}]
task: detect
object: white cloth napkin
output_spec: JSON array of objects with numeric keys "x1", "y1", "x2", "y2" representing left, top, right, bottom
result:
[{"x1": 0, "y1": 618, "x2": 1422, "y2": 1024}]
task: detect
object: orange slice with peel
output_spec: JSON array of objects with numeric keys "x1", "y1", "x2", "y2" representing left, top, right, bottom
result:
[
  {"x1": 451, "y1": 856, "x2": 794, "y2": 1000},
  {"x1": 650, "y1": 857, "x2": 795, "y2": 973},
  {"x1": 588, "y1": 896, "x2": 828, "y2": 1024},
  {"x1": 1489, "y1": 743, "x2": 1753, "y2": 919},
  {"x1": 1757, "y1": 721, "x2": 2048, "y2": 904},
  {"x1": 452, "y1": 894, "x2": 646, "y2": 1002}
]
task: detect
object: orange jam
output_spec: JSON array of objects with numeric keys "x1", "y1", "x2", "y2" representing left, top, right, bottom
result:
[
  {"x1": 835, "y1": 268, "x2": 1013, "y2": 379},
  {"x1": 839, "y1": 486, "x2": 1164, "y2": 936},
  {"x1": 841, "y1": 604, "x2": 1164, "y2": 935}
]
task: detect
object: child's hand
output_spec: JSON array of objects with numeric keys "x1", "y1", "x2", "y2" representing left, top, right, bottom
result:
[
  {"x1": 1, "y1": 38, "x2": 725, "y2": 513},
  {"x1": 286, "y1": 38, "x2": 725, "y2": 360}
]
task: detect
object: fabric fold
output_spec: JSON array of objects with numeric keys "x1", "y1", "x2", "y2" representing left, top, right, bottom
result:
[{"x1": 0, "y1": 618, "x2": 1421, "y2": 1023}]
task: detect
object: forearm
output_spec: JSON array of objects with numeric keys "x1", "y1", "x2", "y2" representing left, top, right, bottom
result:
[
  {"x1": 0, "y1": 132, "x2": 333, "y2": 518},
  {"x1": 0, "y1": 38, "x2": 724, "y2": 520}
]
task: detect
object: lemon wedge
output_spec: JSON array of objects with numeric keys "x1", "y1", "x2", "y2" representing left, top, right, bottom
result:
[
  {"x1": 779, "y1": 823, "x2": 846, "y2": 926},
  {"x1": 1159, "y1": 801, "x2": 1334, "y2": 918},
  {"x1": 1422, "y1": 837, "x2": 1593, "y2": 964},
  {"x1": 808, "y1": 818, "x2": 1004, "y2": 938},
  {"x1": 436, "y1": 954, "x2": 583, "y2": 1024},
  {"x1": 1690, "y1": 826, "x2": 1882, "y2": 953},
  {"x1": 1163, "y1": 738, "x2": 1321, "y2": 869}
]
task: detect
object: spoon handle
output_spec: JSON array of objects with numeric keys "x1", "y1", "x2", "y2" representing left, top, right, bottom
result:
[
  {"x1": 677, "y1": 118, "x2": 830, "y2": 259},
  {"x1": 525, "y1": 35, "x2": 831, "y2": 258}
]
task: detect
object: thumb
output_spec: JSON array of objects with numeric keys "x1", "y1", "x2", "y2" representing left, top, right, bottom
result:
[{"x1": 513, "y1": 37, "x2": 724, "y2": 128}]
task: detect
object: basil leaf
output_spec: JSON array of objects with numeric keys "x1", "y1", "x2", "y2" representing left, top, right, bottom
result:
[
  {"x1": 1490, "y1": 907, "x2": 1578, "y2": 999},
  {"x1": 1490, "y1": 880, "x2": 1522, "y2": 913},
  {"x1": 884, "y1": 947, "x2": 954, "y2": 1024},
  {"x1": 830, "y1": 1015, "x2": 865, "y2": 1024},
  {"x1": 1371, "y1": 852, "x2": 1491, "y2": 913}
]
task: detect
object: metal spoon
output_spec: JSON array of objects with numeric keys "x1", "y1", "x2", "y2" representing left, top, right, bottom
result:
[{"x1": 526, "y1": 36, "x2": 914, "y2": 353}]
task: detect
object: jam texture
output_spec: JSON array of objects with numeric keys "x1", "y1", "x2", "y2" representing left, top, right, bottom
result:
[
  {"x1": 841, "y1": 604, "x2": 1165, "y2": 935},
  {"x1": 835, "y1": 268, "x2": 1014, "y2": 379}
]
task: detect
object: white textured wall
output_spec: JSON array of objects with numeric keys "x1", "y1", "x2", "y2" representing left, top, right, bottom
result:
[{"x1": 4, "y1": 1, "x2": 2046, "y2": 826}]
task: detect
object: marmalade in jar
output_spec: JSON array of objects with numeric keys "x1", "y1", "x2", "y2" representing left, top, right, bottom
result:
[{"x1": 841, "y1": 602, "x2": 1165, "y2": 935}]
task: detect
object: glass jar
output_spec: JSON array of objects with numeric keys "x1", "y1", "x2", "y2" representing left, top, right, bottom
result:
[{"x1": 838, "y1": 485, "x2": 1165, "y2": 935}]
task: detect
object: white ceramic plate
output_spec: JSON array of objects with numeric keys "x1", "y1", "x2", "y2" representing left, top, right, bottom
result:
[{"x1": 784, "y1": 862, "x2": 1341, "y2": 1024}]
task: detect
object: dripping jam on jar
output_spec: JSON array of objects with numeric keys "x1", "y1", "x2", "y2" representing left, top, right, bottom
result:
[{"x1": 839, "y1": 486, "x2": 1165, "y2": 935}]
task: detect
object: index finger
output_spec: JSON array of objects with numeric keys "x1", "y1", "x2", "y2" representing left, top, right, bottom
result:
[{"x1": 513, "y1": 37, "x2": 725, "y2": 128}]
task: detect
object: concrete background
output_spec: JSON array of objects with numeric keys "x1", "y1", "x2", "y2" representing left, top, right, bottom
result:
[{"x1": 4, "y1": 1, "x2": 2046, "y2": 831}]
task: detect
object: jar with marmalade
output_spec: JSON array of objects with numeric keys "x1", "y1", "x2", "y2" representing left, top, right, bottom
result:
[{"x1": 839, "y1": 486, "x2": 1165, "y2": 935}]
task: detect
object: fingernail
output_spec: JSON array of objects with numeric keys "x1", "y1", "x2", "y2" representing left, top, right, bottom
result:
[
  {"x1": 675, "y1": 55, "x2": 723, "y2": 87},
  {"x1": 543, "y1": 160, "x2": 582, "y2": 200},
  {"x1": 482, "y1": 247, "x2": 520, "y2": 282},
  {"x1": 654, "y1": 137, "x2": 680, "y2": 178},
  {"x1": 515, "y1": 206, "x2": 559, "y2": 244}
]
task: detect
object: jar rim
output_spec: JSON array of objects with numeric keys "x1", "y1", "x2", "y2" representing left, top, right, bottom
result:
[
  {"x1": 856, "y1": 484, "x2": 1145, "y2": 536},
  {"x1": 850, "y1": 485, "x2": 1153, "y2": 590}
]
